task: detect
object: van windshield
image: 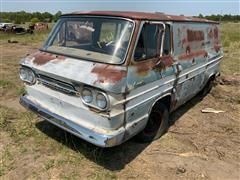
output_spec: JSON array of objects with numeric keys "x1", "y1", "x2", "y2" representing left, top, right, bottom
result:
[{"x1": 43, "y1": 17, "x2": 134, "y2": 64}]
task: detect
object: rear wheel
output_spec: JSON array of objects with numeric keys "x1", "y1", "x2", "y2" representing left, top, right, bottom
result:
[
  {"x1": 135, "y1": 103, "x2": 169, "y2": 143},
  {"x1": 200, "y1": 77, "x2": 214, "y2": 97}
]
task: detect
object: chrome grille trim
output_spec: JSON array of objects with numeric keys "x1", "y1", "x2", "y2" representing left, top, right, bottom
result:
[{"x1": 37, "y1": 75, "x2": 78, "y2": 95}]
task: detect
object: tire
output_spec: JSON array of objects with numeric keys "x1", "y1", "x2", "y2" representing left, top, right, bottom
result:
[
  {"x1": 135, "y1": 102, "x2": 169, "y2": 143},
  {"x1": 200, "y1": 77, "x2": 214, "y2": 97}
]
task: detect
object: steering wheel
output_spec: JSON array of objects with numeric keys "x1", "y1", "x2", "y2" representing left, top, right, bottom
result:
[{"x1": 106, "y1": 41, "x2": 115, "y2": 46}]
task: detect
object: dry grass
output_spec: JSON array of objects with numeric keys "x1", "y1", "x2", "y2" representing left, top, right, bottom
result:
[{"x1": 0, "y1": 22, "x2": 239, "y2": 179}]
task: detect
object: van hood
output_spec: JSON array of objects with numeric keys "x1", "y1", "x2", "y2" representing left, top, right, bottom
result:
[{"x1": 20, "y1": 51, "x2": 127, "y2": 94}]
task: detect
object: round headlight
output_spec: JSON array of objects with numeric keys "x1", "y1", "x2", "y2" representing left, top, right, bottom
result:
[
  {"x1": 19, "y1": 68, "x2": 36, "y2": 84},
  {"x1": 81, "y1": 88, "x2": 93, "y2": 103},
  {"x1": 96, "y1": 93, "x2": 107, "y2": 109},
  {"x1": 27, "y1": 70, "x2": 36, "y2": 84},
  {"x1": 19, "y1": 68, "x2": 28, "y2": 81}
]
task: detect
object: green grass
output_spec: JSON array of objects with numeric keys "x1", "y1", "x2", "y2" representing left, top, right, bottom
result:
[
  {"x1": 16, "y1": 86, "x2": 26, "y2": 96},
  {"x1": 0, "y1": 80, "x2": 12, "y2": 89},
  {"x1": 0, "y1": 147, "x2": 15, "y2": 177},
  {"x1": 0, "y1": 105, "x2": 116, "y2": 178},
  {"x1": 220, "y1": 22, "x2": 240, "y2": 76},
  {"x1": 0, "y1": 22, "x2": 54, "y2": 44},
  {"x1": 0, "y1": 30, "x2": 50, "y2": 44},
  {"x1": 221, "y1": 22, "x2": 240, "y2": 47}
]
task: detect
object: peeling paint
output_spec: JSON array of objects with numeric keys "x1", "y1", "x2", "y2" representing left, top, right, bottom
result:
[
  {"x1": 213, "y1": 44, "x2": 222, "y2": 53},
  {"x1": 134, "y1": 60, "x2": 156, "y2": 75},
  {"x1": 178, "y1": 50, "x2": 207, "y2": 60},
  {"x1": 214, "y1": 27, "x2": 219, "y2": 39},
  {"x1": 159, "y1": 56, "x2": 175, "y2": 68},
  {"x1": 187, "y1": 29, "x2": 204, "y2": 42},
  {"x1": 32, "y1": 51, "x2": 65, "y2": 65},
  {"x1": 91, "y1": 65, "x2": 127, "y2": 84}
]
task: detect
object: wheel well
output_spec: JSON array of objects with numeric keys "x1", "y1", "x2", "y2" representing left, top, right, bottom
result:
[
  {"x1": 205, "y1": 74, "x2": 216, "y2": 86},
  {"x1": 209, "y1": 74, "x2": 216, "y2": 81},
  {"x1": 153, "y1": 95, "x2": 171, "y2": 111}
]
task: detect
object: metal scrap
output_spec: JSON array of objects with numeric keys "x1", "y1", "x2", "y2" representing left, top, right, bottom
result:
[{"x1": 201, "y1": 108, "x2": 225, "y2": 113}]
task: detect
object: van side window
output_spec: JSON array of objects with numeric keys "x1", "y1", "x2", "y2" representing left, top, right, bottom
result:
[
  {"x1": 134, "y1": 24, "x2": 159, "y2": 61},
  {"x1": 163, "y1": 25, "x2": 171, "y2": 56}
]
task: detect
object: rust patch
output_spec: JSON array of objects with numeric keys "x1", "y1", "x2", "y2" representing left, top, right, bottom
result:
[
  {"x1": 181, "y1": 38, "x2": 187, "y2": 48},
  {"x1": 208, "y1": 29, "x2": 213, "y2": 39},
  {"x1": 214, "y1": 44, "x2": 222, "y2": 53},
  {"x1": 187, "y1": 29, "x2": 204, "y2": 42},
  {"x1": 186, "y1": 45, "x2": 191, "y2": 54},
  {"x1": 134, "y1": 56, "x2": 174, "y2": 75},
  {"x1": 178, "y1": 50, "x2": 207, "y2": 60},
  {"x1": 32, "y1": 51, "x2": 65, "y2": 65},
  {"x1": 160, "y1": 56, "x2": 174, "y2": 67},
  {"x1": 214, "y1": 27, "x2": 219, "y2": 39},
  {"x1": 91, "y1": 65, "x2": 127, "y2": 84},
  {"x1": 134, "y1": 59, "x2": 156, "y2": 75},
  {"x1": 65, "y1": 11, "x2": 218, "y2": 24}
]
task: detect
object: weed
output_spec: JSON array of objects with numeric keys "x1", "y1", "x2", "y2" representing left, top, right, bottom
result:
[
  {"x1": 0, "y1": 148, "x2": 15, "y2": 177},
  {"x1": 90, "y1": 169, "x2": 117, "y2": 180},
  {"x1": 0, "y1": 108, "x2": 8, "y2": 129},
  {"x1": 16, "y1": 86, "x2": 26, "y2": 96},
  {"x1": 44, "y1": 159, "x2": 55, "y2": 170},
  {"x1": 0, "y1": 80, "x2": 12, "y2": 89}
]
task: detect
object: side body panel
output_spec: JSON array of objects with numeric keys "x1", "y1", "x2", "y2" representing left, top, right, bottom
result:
[
  {"x1": 172, "y1": 22, "x2": 222, "y2": 107},
  {"x1": 124, "y1": 21, "x2": 223, "y2": 137}
]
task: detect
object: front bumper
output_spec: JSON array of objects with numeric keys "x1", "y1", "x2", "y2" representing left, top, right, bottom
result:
[{"x1": 20, "y1": 96, "x2": 125, "y2": 147}]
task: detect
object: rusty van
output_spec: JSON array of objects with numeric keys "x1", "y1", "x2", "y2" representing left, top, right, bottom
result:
[{"x1": 19, "y1": 11, "x2": 223, "y2": 147}]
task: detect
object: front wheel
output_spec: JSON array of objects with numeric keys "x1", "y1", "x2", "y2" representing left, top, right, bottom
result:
[{"x1": 135, "y1": 103, "x2": 169, "y2": 143}]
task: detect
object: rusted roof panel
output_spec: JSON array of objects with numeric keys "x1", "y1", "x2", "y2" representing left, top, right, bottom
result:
[{"x1": 62, "y1": 11, "x2": 218, "y2": 24}]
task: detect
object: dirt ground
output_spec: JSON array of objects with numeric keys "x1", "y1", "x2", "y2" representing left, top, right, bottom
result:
[{"x1": 0, "y1": 23, "x2": 240, "y2": 179}]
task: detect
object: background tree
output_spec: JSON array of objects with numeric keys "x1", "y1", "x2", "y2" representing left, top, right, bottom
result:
[
  {"x1": 53, "y1": 11, "x2": 62, "y2": 22},
  {"x1": 0, "y1": 11, "x2": 239, "y2": 24},
  {"x1": 30, "y1": 17, "x2": 40, "y2": 24}
]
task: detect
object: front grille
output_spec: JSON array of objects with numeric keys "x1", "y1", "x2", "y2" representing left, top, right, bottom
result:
[{"x1": 38, "y1": 75, "x2": 77, "y2": 95}]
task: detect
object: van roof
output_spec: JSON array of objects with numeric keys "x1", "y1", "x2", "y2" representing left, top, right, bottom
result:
[{"x1": 62, "y1": 11, "x2": 218, "y2": 24}]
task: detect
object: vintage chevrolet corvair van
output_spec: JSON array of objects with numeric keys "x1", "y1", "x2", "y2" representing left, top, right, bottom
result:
[{"x1": 19, "y1": 11, "x2": 223, "y2": 147}]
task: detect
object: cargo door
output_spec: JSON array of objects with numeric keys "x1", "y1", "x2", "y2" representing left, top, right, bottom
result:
[{"x1": 172, "y1": 22, "x2": 207, "y2": 107}]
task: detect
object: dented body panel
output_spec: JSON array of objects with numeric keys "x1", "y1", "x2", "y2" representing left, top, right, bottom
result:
[{"x1": 19, "y1": 11, "x2": 223, "y2": 147}]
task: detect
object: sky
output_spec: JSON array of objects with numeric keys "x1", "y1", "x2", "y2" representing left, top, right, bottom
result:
[{"x1": 0, "y1": 0, "x2": 239, "y2": 16}]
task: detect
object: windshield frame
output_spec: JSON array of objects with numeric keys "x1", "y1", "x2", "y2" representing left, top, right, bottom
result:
[{"x1": 41, "y1": 15, "x2": 135, "y2": 65}]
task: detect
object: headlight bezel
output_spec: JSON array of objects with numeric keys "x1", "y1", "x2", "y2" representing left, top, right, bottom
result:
[
  {"x1": 19, "y1": 67, "x2": 36, "y2": 85},
  {"x1": 81, "y1": 87, "x2": 109, "y2": 111}
]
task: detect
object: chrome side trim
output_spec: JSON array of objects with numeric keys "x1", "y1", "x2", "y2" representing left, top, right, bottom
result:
[
  {"x1": 178, "y1": 55, "x2": 223, "y2": 79},
  {"x1": 126, "y1": 87, "x2": 172, "y2": 111},
  {"x1": 124, "y1": 55, "x2": 223, "y2": 102}
]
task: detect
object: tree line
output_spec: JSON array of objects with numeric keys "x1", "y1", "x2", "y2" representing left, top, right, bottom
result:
[
  {"x1": 197, "y1": 14, "x2": 240, "y2": 22},
  {"x1": 0, "y1": 11, "x2": 62, "y2": 24},
  {"x1": 0, "y1": 11, "x2": 239, "y2": 24}
]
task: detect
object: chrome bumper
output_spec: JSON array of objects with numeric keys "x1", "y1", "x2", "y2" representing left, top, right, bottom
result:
[{"x1": 20, "y1": 96, "x2": 125, "y2": 147}]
